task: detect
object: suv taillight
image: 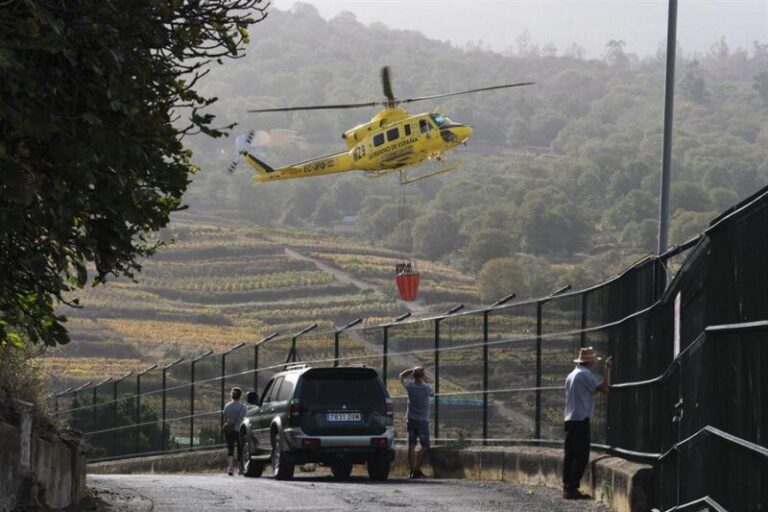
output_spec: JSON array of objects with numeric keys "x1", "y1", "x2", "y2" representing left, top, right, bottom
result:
[
  {"x1": 385, "y1": 397, "x2": 393, "y2": 416},
  {"x1": 289, "y1": 398, "x2": 301, "y2": 417}
]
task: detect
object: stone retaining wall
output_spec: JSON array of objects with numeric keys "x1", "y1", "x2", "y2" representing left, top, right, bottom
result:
[{"x1": 0, "y1": 400, "x2": 86, "y2": 511}]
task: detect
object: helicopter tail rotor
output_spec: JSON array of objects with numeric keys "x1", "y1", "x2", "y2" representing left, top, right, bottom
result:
[{"x1": 226, "y1": 130, "x2": 255, "y2": 173}]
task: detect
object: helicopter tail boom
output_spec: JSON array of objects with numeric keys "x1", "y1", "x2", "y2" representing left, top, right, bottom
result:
[{"x1": 246, "y1": 151, "x2": 356, "y2": 183}]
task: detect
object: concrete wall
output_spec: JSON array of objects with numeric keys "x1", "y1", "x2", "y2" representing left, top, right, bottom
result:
[
  {"x1": 0, "y1": 422, "x2": 22, "y2": 512},
  {"x1": 89, "y1": 444, "x2": 652, "y2": 512},
  {"x1": 0, "y1": 401, "x2": 86, "y2": 511}
]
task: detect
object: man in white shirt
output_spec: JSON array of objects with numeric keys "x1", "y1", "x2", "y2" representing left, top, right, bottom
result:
[{"x1": 563, "y1": 347, "x2": 612, "y2": 500}]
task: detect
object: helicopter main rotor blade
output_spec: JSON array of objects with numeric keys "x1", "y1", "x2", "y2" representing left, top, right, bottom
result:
[
  {"x1": 381, "y1": 66, "x2": 395, "y2": 101},
  {"x1": 398, "y1": 81, "x2": 534, "y2": 105},
  {"x1": 248, "y1": 101, "x2": 382, "y2": 113}
]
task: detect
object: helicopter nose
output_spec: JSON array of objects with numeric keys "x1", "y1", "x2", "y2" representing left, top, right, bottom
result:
[{"x1": 454, "y1": 124, "x2": 473, "y2": 143}]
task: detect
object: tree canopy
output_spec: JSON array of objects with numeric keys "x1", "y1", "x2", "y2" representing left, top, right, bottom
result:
[{"x1": 0, "y1": 0, "x2": 267, "y2": 346}]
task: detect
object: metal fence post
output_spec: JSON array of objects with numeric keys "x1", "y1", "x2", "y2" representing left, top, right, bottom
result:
[
  {"x1": 385, "y1": 313, "x2": 411, "y2": 385},
  {"x1": 161, "y1": 358, "x2": 182, "y2": 453},
  {"x1": 136, "y1": 364, "x2": 157, "y2": 454},
  {"x1": 113, "y1": 380, "x2": 118, "y2": 437},
  {"x1": 286, "y1": 324, "x2": 317, "y2": 366},
  {"x1": 92, "y1": 385, "x2": 98, "y2": 434},
  {"x1": 482, "y1": 310, "x2": 489, "y2": 445},
  {"x1": 72, "y1": 390, "x2": 79, "y2": 430},
  {"x1": 254, "y1": 332, "x2": 279, "y2": 393},
  {"x1": 221, "y1": 343, "x2": 245, "y2": 428},
  {"x1": 90, "y1": 378, "x2": 111, "y2": 440},
  {"x1": 484, "y1": 294, "x2": 516, "y2": 444},
  {"x1": 110, "y1": 372, "x2": 132, "y2": 457},
  {"x1": 135, "y1": 374, "x2": 141, "y2": 451},
  {"x1": 535, "y1": 300, "x2": 543, "y2": 439},
  {"x1": 334, "y1": 331, "x2": 341, "y2": 367},
  {"x1": 190, "y1": 350, "x2": 213, "y2": 450},
  {"x1": 335, "y1": 318, "x2": 363, "y2": 368},
  {"x1": 190, "y1": 361, "x2": 195, "y2": 450},
  {"x1": 162, "y1": 367, "x2": 167, "y2": 452},
  {"x1": 221, "y1": 353, "x2": 227, "y2": 428},
  {"x1": 435, "y1": 305, "x2": 464, "y2": 442},
  {"x1": 434, "y1": 318, "x2": 440, "y2": 441},
  {"x1": 254, "y1": 343, "x2": 259, "y2": 392},
  {"x1": 382, "y1": 326, "x2": 389, "y2": 384}
]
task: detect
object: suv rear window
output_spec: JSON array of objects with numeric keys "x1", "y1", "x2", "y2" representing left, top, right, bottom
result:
[{"x1": 298, "y1": 369, "x2": 385, "y2": 410}]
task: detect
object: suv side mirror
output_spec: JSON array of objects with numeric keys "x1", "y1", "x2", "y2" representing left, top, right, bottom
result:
[{"x1": 246, "y1": 391, "x2": 259, "y2": 405}]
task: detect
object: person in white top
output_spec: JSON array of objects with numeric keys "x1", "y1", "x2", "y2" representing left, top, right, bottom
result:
[
  {"x1": 562, "y1": 347, "x2": 612, "y2": 500},
  {"x1": 222, "y1": 387, "x2": 247, "y2": 476}
]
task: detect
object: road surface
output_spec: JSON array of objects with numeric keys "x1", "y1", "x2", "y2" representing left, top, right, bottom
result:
[{"x1": 88, "y1": 473, "x2": 606, "y2": 512}]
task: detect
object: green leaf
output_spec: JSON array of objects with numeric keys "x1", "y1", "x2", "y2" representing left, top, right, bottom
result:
[{"x1": 7, "y1": 333, "x2": 25, "y2": 349}]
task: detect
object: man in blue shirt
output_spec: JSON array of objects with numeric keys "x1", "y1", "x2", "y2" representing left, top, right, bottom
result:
[
  {"x1": 563, "y1": 347, "x2": 612, "y2": 500},
  {"x1": 400, "y1": 366, "x2": 431, "y2": 479}
]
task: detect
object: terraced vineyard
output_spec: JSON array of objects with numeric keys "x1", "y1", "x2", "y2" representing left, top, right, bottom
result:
[{"x1": 42, "y1": 219, "x2": 480, "y2": 391}]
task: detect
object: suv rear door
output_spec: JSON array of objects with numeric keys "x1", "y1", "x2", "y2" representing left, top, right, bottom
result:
[
  {"x1": 295, "y1": 368, "x2": 389, "y2": 436},
  {"x1": 254, "y1": 377, "x2": 280, "y2": 450}
]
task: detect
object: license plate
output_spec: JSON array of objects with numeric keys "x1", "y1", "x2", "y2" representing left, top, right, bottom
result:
[{"x1": 326, "y1": 412, "x2": 361, "y2": 422}]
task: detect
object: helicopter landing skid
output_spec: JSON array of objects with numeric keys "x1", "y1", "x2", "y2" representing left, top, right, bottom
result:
[
  {"x1": 399, "y1": 159, "x2": 461, "y2": 185},
  {"x1": 365, "y1": 169, "x2": 401, "y2": 179}
]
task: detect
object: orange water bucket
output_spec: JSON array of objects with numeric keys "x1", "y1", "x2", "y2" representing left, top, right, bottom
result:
[{"x1": 395, "y1": 272, "x2": 420, "y2": 301}]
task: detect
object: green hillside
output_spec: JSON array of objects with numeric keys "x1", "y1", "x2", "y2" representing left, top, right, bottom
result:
[{"x1": 185, "y1": 3, "x2": 767, "y2": 291}]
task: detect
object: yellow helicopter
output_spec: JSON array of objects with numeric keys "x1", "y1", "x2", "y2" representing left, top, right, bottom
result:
[{"x1": 230, "y1": 67, "x2": 533, "y2": 184}]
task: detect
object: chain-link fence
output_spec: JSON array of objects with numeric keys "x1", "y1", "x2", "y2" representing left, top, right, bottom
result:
[{"x1": 48, "y1": 186, "x2": 768, "y2": 511}]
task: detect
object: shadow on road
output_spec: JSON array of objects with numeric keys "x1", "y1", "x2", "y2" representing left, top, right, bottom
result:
[{"x1": 283, "y1": 474, "x2": 446, "y2": 486}]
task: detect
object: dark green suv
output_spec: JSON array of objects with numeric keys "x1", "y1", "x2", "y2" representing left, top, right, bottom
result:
[{"x1": 239, "y1": 365, "x2": 395, "y2": 481}]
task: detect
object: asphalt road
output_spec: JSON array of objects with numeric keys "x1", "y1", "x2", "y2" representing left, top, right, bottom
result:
[{"x1": 88, "y1": 472, "x2": 607, "y2": 512}]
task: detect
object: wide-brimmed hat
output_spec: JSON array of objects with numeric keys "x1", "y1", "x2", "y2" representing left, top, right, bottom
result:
[{"x1": 573, "y1": 346, "x2": 602, "y2": 364}]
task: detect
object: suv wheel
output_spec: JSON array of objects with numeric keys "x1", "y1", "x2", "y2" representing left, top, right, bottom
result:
[
  {"x1": 271, "y1": 433, "x2": 295, "y2": 480},
  {"x1": 367, "y1": 457, "x2": 390, "y2": 481},
  {"x1": 241, "y1": 435, "x2": 264, "y2": 478},
  {"x1": 330, "y1": 461, "x2": 353, "y2": 481}
]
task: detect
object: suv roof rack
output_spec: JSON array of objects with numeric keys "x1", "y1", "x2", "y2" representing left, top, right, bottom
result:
[{"x1": 284, "y1": 364, "x2": 310, "y2": 371}]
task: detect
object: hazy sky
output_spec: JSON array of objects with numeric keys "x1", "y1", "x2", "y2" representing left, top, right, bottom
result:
[{"x1": 275, "y1": 0, "x2": 767, "y2": 57}]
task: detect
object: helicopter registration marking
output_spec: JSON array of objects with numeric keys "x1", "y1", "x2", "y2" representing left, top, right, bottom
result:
[
  {"x1": 303, "y1": 158, "x2": 335, "y2": 173},
  {"x1": 369, "y1": 136, "x2": 418, "y2": 160}
]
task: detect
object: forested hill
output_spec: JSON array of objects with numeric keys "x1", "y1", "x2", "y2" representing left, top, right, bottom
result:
[{"x1": 185, "y1": 3, "x2": 768, "y2": 296}]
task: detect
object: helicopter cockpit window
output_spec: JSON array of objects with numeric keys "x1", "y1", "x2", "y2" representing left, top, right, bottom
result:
[
  {"x1": 373, "y1": 133, "x2": 385, "y2": 147},
  {"x1": 430, "y1": 114, "x2": 450, "y2": 127},
  {"x1": 386, "y1": 128, "x2": 399, "y2": 142},
  {"x1": 419, "y1": 119, "x2": 432, "y2": 134}
]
